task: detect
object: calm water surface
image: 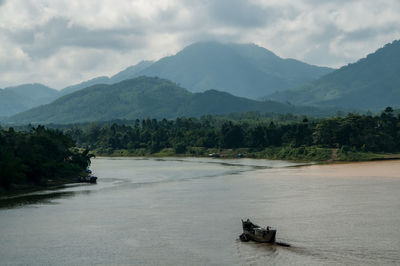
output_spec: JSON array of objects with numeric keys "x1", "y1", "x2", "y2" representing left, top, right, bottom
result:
[{"x1": 1, "y1": 157, "x2": 400, "y2": 265}]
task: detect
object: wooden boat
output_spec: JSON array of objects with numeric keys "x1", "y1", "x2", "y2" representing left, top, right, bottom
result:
[
  {"x1": 239, "y1": 219, "x2": 276, "y2": 243},
  {"x1": 78, "y1": 170, "x2": 98, "y2": 183}
]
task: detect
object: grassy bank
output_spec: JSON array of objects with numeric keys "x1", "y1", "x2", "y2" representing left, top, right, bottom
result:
[
  {"x1": 91, "y1": 146, "x2": 400, "y2": 162},
  {"x1": 336, "y1": 150, "x2": 400, "y2": 161}
]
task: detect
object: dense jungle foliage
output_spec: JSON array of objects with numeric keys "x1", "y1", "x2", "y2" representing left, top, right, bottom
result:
[
  {"x1": 2, "y1": 107, "x2": 398, "y2": 192},
  {"x1": 59, "y1": 107, "x2": 400, "y2": 157},
  {"x1": 0, "y1": 126, "x2": 92, "y2": 191}
]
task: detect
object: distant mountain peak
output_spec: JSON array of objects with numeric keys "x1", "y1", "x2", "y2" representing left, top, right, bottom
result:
[
  {"x1": 5, "y1": 83, "x2": 53, "y2": 90},
  {"x1": 1, "y1": 41, "x2": 334, "y2": 118},
  {"x1": 268, "y1": 39, "x2": 400, "y2": 111},
  {"x1": 135, "y1": 41, "x2": 333, "y2": 99},
  {"x1": 49, "y1": 41, "x2": 333, "y2": 101},
  {"x1": 0, "y1": 83, "x2": 59, "y2": 116}
]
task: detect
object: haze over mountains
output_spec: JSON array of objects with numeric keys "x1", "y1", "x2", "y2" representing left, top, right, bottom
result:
[
  {"x1": 59, "y1": 42, "x2": 333, "y2": 98},
  {"x1": 8, "y1": 77, "x2": 331, "y2": 124},
  {"x1": 125, "y1": 42, "x2": 333, "y2": 99},
  {"x1": 1, "y1": 40, "x2": 400, "y2": 122},
  {"x1": 0, "y1": 84, "x2": 58, "y2": 117},
  {"x1": 269, "y1": 40, "x2": 400, "y2": 111},
  {"x1": 0, "y1": 42, "x2": 334, "y2": 118},
  {"x1": 58, "y1": 60, "x2": 154, "y2": 96}
]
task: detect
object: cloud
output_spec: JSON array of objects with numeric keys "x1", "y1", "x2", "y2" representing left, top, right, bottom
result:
[
  {"x1": 0, "y1": 0, "x2": 399, "y2": 89},
  {"x1": 205, "y1": 0, "x2": 273, "y2": 27},
  {"x1": 5, "y1": 18, "x2": 146, "y2": 59}
]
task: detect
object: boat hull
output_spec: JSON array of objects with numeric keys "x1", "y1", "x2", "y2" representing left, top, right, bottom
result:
[
  {"x1": 240, "y1": 229, "x2": 276, "y2": 243},
  {"x1": 240, "y1": 219, "x2": 276, "y2": 243}
]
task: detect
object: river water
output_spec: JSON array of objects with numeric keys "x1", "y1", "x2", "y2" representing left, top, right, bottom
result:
[{"x1": 1, "y1": 157, "x2": 400, "y2": 265}]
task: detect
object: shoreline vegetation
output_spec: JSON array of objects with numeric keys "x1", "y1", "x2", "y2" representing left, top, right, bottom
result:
[
  {"x1": 2, "y1": 107, "x2": 400, "y2": 195},
  {"x1": 66, "y1": 107, "x2": 400, "y2": 162},
  {"x1": 0, "y1": 126, "x2": 93, "y2": 195},
  {"x1": 93, "y1": 146, "x2": 400, "y2": 162}
]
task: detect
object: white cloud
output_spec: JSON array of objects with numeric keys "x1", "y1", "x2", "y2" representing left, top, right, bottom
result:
[{"x1": 0, "y1": 0, "x2": 399, "y2": 89}]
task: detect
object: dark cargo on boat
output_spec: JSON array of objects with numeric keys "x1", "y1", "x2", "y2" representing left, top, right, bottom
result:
[{"x1": 239, "y1": 219, "x2": 276, "y2": 243}]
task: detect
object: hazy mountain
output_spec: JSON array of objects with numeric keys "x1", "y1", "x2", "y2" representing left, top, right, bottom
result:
[
  {"x1": 1, "y1": 42, "x2": 332, "y2": 118},
  {"x1": 269, "y1": 40, "x2": 400, "y2": 111},
  {"x1": 5, "y1": 83, "x2": 58, "y2": 101},
  {"x1": 0, "y1": 89, "x2": 33, "y2": 117},
  {"x1": 0, "y1": 42, "x2": 335, "y2": 119},
  {"x1": 58, "y1": 60, "x2": 154, "y2": 96},
  {"x1": 0, "y1": 83, "x2": 59, "y2": 116},
  {"x1": 109, "y1": 60, "x2": 154, "y2": 84},
  {"x1": 7, "y1": 77, "x2": 330, "y2": 124},
  {"x1": 132, "y1": 42, "x2": 333, "y2": 99},
  {"x1": 0, "y1": 60, "x2": 154, "y2": 116},
  {"x1": 59, "y1": 76, "x2": 110, "y2": 96},
  {"x1": 57, "y1": 42, "x2": 333, "y2": 100}
]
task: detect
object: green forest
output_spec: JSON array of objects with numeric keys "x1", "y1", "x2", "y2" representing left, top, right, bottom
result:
[
  {"x1": 57, "y1": 107, "x2": 400, "y2": 161},
  {"x1": 0, "y1": 126, "x2": 92, "y2": 191},
  {"x1": 2, "y1": 107, "x2": 400, "y2": 192}
]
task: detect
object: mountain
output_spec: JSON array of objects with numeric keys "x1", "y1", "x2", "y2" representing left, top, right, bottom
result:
[
  {"x1": 0, "y1": 60, "x2": 153, "y2": 117},
  {"x1": 1, "y1": 42, "x2": 332, "y2": 118},
  {"x1": 0, "y1": 83, "x2": 59, "y2": 116},
  {"x1": 7, "y1": 77, "x2": 331, "y2": 124},
  {"x1": 5, "y1": 83, "x2": 58, "y2": 101},
  {"x1": 0, "y1": 42, "x2": 333, "y2": 118},
  {"x1": 59, "y1": 76, "x2": 110, "y2": 96},
  {"x1": 109, "y1": 60, "x2": 154, "y2": 84},
  {"x1": 130, "y1": 42, "x2": 333, "y2": 99},
  {"x1": 269, "y1": 40, "x2": 400, "y2": 111},
  {"x1": 58, "y1": 60, "x2": 154, "y2": 96},
  {"x1": 57, "y1": 42, "x2": 333, "y2": 100},
  {"x1": 0, "y1": 89, "x2": 33, "y2": 117}
]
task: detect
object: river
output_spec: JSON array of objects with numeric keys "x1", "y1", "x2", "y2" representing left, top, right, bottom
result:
[{"x1": 1, "y1": 157, "x2": 400, "y2": 265}]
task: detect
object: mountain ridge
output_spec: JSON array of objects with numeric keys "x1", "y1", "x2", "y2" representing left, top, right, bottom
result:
[
  {"x1": 7, "y1": 77, "x2": 332, "y2": 124},
  {"x1": 0, "y1": 41, "x2": 334, "y2": 117},
  {"x1": 268, "y1": 40, "x2": 400, "y2": 111},
  {"x1": 58, "y1": 42, "x2": 333, "y2": 100},
  {"x1": 134, "y1": 42, "x2": 333, "y2": 99},
  {"x1": 0, "y1": 83, "x2": 59, "y2": 116}
]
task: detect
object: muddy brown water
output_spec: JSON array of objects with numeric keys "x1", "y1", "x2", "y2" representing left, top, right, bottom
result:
[{"x1": 1, "y1": 158, "x2": 399, "y2": 265}]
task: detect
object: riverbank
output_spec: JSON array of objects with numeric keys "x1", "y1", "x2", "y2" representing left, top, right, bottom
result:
[
  {"x1": 0, "y1": 171, "x2": 92, "y2": 198},
  {"x1": 91, "y1": 146, "x2": 400, "y2": 163},
  {"x1": 0, "y1": 127, "x2": 94, "y2": 197},
  {"x1": 3, "y1": 146, "x2": 399, "y2": 198}
]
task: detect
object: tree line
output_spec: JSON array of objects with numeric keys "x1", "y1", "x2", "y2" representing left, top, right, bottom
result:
[
  {"x1": 62, "y1": 107, "x2": 400, "y2": 155},
  {"x1": 0, "y1": 126, "x2": 92, "y2": 190}
]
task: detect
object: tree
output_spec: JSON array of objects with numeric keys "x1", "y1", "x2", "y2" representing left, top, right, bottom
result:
[{"x1": 220, "y1": 122, "x2": 244, "y2": 148}]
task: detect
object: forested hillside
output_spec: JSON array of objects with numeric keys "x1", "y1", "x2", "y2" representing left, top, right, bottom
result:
[
  {"x1": 269, "y1": 40, "x2": 400, "y2": 111},
  {"x1": 8, "y1": 77, "x2": 332, "y2": 124},
  {"x1": 0, "y1": 84, "x2": 59, "y2": 117}
]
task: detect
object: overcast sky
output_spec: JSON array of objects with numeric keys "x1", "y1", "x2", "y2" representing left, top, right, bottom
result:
[{"x1": 0, "y1": 0, "x2": 399, "y2": 89}]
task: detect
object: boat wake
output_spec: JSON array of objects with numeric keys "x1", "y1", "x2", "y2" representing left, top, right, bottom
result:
[{"x1": 275, "y1": 241, "x2": 291, "y2": 247}]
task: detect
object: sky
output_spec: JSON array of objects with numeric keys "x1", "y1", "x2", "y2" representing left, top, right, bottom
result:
[{"x1": 0, "y1": 0, "x2": 399, "y2": 89}]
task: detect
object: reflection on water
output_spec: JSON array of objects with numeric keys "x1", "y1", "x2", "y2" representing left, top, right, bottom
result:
[
  {"x1": 0, "y1": 191, "x2": 76, "y2": 209},
  {"x1": 0, "y1": 157, "x2": 400, "y2": 265},
  {"x1": 0, "y1": 183, "x2": 97, "y2": 209}
]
